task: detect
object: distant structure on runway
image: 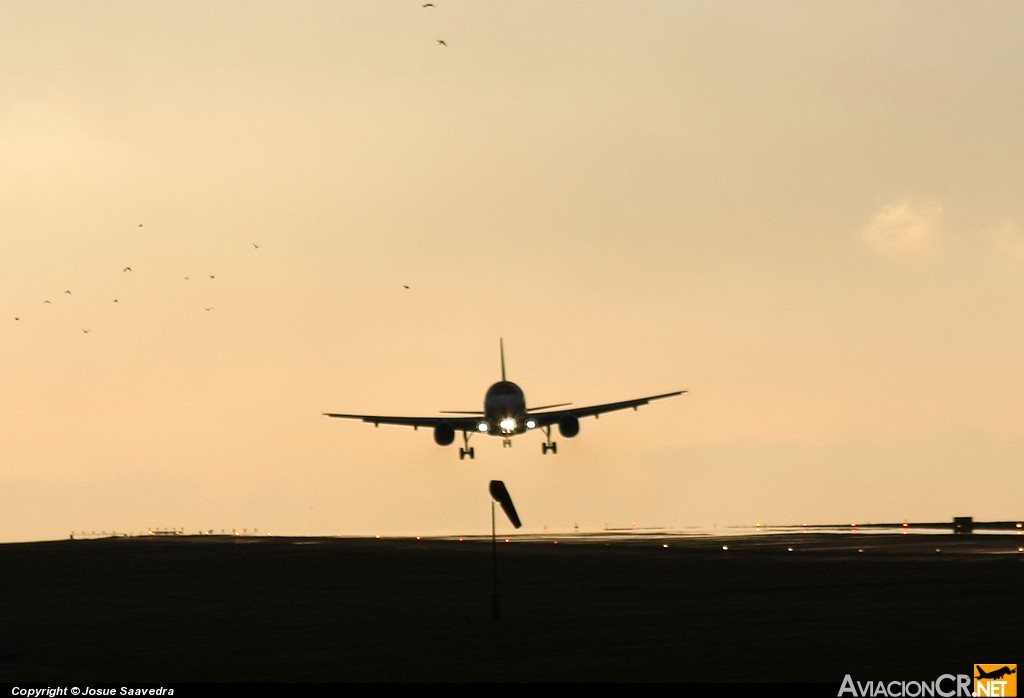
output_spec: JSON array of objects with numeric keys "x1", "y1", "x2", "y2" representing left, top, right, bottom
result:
[
  {"x1": 953, "y1": 516, "x2": 973, "y2": 534},
  {"x1": 148, "y1": 528, "x2": 184, "y2": 536}
]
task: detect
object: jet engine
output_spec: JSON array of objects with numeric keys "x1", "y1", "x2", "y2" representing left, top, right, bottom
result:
[
  {"x1": 434, "y1": 423, "x2": 456, "y2": 446},
  {"x1": 558, "y1": 415, "x2": 580, "y2": 438}
]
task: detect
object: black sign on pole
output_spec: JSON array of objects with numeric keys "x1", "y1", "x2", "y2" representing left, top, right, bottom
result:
[
  {"x1": 489, "y1": 480, "x2": 522, "y2": 621},
  {"x1": 489, "y1": 480, "x2": 521, "y2": 528}
]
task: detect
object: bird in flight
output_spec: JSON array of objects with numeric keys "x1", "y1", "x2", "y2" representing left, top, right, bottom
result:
[
  {"x1": 81, "y1": 328, "x2": 90, "y2": 334},
  {"x1": 437, "y1": 39, "x2": 447, "y2": 46},
  {"x1": 123, "y1": 266, "x2": 132, "y2": 272},
  {"x1": 423, "y1": 3, "x2": 435, "y2": 7}
]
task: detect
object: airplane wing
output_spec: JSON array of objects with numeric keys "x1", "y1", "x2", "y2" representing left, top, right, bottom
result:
[
  {"x1": 321, "y1": 412, "x2": 480, "y2": 431},
  {"x1": 527, "y1": 390, "x2": 686, "y2": 426}
]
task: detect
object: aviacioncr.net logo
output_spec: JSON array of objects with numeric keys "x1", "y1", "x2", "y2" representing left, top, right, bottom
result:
[
  {"x1": 838, "y1": 674, "x2": 972, "y2": 697},
  {"x1": 974, "y1": 664, "x2": 1017, "y2": 697}
]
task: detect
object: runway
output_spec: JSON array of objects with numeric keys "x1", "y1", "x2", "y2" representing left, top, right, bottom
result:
[{"x1": 0, "y1": 529, "x2": 1020, "y2": 683}]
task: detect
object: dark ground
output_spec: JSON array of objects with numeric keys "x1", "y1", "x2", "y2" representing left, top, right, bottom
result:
[{"x1": 0, "y1": 531, "x2": 1020, "y2": 684}]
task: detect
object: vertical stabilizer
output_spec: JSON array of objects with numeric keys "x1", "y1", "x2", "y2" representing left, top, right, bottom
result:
[{"x1": 500, "y1": 338, "x2": 506, "y2": 381}]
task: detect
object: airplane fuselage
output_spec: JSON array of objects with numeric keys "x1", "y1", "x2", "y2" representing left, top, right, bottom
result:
[{"x1": 482, "y1": 381, "x2": 533, "y2": 436}]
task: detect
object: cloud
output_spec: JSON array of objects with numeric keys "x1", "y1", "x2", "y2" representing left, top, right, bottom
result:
[
  {"x1": 860, "y1": 199, "x2": 943, "y2": 256},
  {"x1": 988, "y1": 219, "x2": 1024, "y2": 262}
]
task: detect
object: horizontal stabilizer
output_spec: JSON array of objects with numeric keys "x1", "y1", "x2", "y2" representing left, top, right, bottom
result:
[{"x1": 528, "y1": 402, "x2": 571, "y2": 411}]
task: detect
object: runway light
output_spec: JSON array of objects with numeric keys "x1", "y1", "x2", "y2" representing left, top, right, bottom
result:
[
  {"x1": 858, "y1": 549, "x2": 864, "y2": 554},
  {"x1": 722, "y1": 545, "x2": 729, "y2": 551},
  {"x1": 662, "y1": 544, "x2": 669, "y2": 549},
  {"x1": 787, "y1": 547, "x2": 794, "y2": 552}
]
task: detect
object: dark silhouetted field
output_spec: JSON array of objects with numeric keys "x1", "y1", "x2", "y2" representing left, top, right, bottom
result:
[{"x1": 0, "y1": 532, "x2": 1020, "y2": 683}]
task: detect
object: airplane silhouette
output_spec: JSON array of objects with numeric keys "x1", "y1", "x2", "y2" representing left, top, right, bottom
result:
[
  {"x1": 324, "y1": 340, "x2": 685, "y2": 459},
  {"x1": 976, "y1": 666, "x2": 1017, "y2": 680}
]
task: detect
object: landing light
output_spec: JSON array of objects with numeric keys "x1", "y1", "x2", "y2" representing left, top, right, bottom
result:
[
  {"x1": 526, "y1": 419, "x2": 536, "y2": 429},
  {"x1": 499, "y1": 417, "x2": 517, "y2": 432},
  {"x1": 477, "y1": 422, "x2": 489, "y2": 433}
]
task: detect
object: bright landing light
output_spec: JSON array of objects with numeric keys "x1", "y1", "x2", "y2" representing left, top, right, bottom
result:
[
  {"x1": 499, "y1": 417, "x2": 517, "y2": 432},
  {"x1": 477, "y1": 422, "x2": 489, "y2": 433}
]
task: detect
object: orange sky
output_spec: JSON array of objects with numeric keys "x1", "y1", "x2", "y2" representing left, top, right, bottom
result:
[{"x1": 2, "y1": 2, "x2": 1022, "y2": 542}]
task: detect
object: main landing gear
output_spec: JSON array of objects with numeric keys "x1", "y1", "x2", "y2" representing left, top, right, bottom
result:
[
  {"x1": 458, "y1": 428, "x2": 560, "y2": 458},
  {"x1": 541, "y1": 426, "x2": 557, "y2": 455},
  {"x1": 459, "y1": 431, "x2": 475, "y2": 460}
]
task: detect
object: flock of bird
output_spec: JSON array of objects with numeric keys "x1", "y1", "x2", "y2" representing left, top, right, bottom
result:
[
  {"x1": 12, "y1": 7, "x2": 442, "y2": 335},
  {"x1": 9, "y1": 224, "x2": 262, "y2": 335},
  {"x1": 10, "y1": 225, "x2": 415, "y2": 336}
]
